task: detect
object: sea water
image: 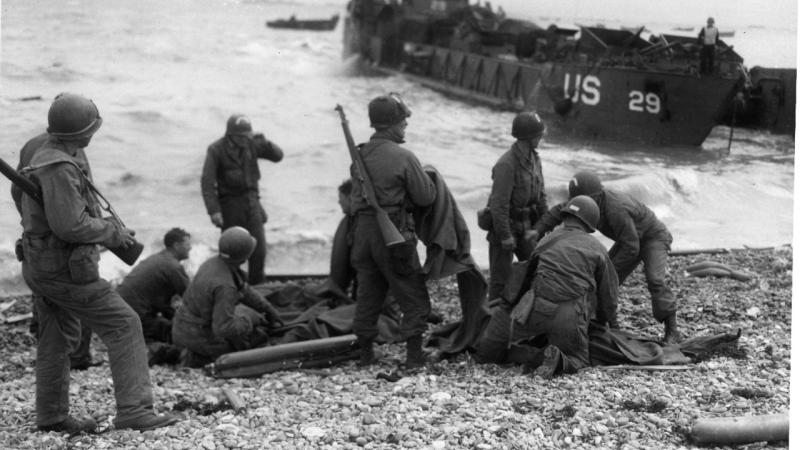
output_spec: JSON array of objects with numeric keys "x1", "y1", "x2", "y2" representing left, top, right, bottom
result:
[{"x1": 0, "y1": 0, "x2": 795, "y2": 296}]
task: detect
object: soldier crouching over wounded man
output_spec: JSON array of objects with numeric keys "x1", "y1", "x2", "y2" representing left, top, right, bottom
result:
[
  {"x1": 172, "y1": 226, "x2": 284, "y2": 368},
  {"x1": 474, "y1": 196, "x2": 619, "y2": 379}
]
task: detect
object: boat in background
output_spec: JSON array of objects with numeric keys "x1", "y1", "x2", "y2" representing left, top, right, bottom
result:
[
  {"x1": 344, "y1": 0, "x2": 793, "y2": 147},
  {"x1": 266, "y1": 14, "x2": 339, "y2": 31}
]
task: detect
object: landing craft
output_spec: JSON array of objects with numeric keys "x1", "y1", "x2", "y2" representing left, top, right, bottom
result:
[{"x1": 343, "y1": 0, "x2": 794, "y2": 147}]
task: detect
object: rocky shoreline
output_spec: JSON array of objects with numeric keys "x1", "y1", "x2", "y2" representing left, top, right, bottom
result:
[{"x1": 0, "y1": 247, "x2": 792, "y2": 449}]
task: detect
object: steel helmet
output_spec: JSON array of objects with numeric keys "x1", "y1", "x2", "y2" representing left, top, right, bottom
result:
[
  {"x1": 511, "y1": 111, "x2": 545, "y2": 140},
  {"x1": 219, "y1": 226, "x2": 257, "y2": 263},
  {"x1": 560, "y1": 195, "x2": 600, "y2": 231},
  {"x1": 226, "y1": 114, "x2": 254, "y2": 136},
  {"x1": 568, "y1": 171, "x2": 603, "y2": 198},
  {"x1": 47, "y1": 93, "x2": 103, "y2": 140},
  {"x1": 368, "y1": 92, "x2": 411, "y2": 129}
]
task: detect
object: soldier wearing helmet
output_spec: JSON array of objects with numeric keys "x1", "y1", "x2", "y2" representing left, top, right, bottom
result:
[
  {"x1": 532, "y1": 171, "x2": 682, "y2": 344},
  {"x1": 483, "y1": 111, "x2": 548, "y2": 303},
  {"x1": 201, "y1": 114, "x2": 284, "y2": 285},
  {"x1": 475, "y1": 195, "x2": 618, "y2": 378},
  {"x1": 172, "y1": 226, "x2": 284, "y2": 367},
  {"x1": 15, "y1": 93, "x2": 178, "y2": 432},
  {"x1": 349, "y1": 92, "x2": 436, "y2": 371}
]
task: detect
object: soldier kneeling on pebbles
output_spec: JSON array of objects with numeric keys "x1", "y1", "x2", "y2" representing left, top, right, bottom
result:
[{"x1": 475, "y1": 196, "x2": 619, "y2": 378}]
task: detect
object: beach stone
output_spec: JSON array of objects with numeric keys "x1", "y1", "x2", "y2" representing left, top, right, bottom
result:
[
  {"x1": 431, "y1": 440, "x2": 446, "y2": 449},
  {"x1": 362, "y1": 413, "x2": 378, "y2": 425},
  {"x1": 356, "y1": 436, "x2": 368, "y2": 446},
  {"x1": 301, "y1": 426, "x2": 326, "y2": 439},
  {"x1": 344, "y1": 425, "x2": 360, "y2": 440},
  {"x1": 430, "y1": 392, "x2": 451, "y2": 403}
]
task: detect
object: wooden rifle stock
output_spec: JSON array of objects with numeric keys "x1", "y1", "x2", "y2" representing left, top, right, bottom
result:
[
  {"x1": 334, "y1": 104, "x2": 405, "y2": 247},
  {"x1": 0, "y1": 156, "x2": 143, "y2": 266}
]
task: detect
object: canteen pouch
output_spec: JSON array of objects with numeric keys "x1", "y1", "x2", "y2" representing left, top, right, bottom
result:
[
  {"x1": 389, "y1": 234, "x2": 419, "y2": 276},
  {"x1": 68, "y1": 245, "x2": 100, "y2": 284},
  {"x1": 477, "y1": 207, "x2": 493, "y2": 231}
]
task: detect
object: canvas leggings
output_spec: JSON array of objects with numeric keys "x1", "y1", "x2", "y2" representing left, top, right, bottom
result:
[
  {"x1": 22, "y1": 263, "x2": 154, "y2": 427},
  {"x1": 350, "y1": 214, "x2": 430, "y2": 342},
  {"x1": 610, "y1": 235, "x2": 677, "y2": 322}
]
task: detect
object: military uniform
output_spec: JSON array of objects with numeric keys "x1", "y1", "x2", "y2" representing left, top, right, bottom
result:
[
  {"x1": 117, "y1": 249, "x2": 189, "y2": 343},
  {"x1": 349, "y1": 130, "x2": 436, "y2": 344},
  {"x1": 534, "y1": 189, "x2": 676, "y2": 322},
  {"x1": 13, "y1": 133, "x2": 96, "y2": 369},
  {"x1": 476, "y1": 224, "x2": 618, "y2": 373},
  {"x1": 201, "y1": 133, "x2": 283, "y2": 285},
  {"x1": 172, "y1": 256, "x2": 276, "y2": 365},
  {"x1": 19, "y1": 138, "x2": 154, "y2": 428},
  {"x1": 487, "y1": 140, "x2": 547, "y2": 300}
]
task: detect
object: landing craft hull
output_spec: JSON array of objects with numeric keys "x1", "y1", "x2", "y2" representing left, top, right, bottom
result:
[
  {"x1": 394, "y1": 44, "x2": 740, "y2": 146},
  {"x1": 344, "y1": 2, "x2": 744, "y2": 147}
]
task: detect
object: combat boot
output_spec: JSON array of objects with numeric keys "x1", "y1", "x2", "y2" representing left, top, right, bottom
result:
[
  {"x1": 357, "y1": 336, "x2": 379, "y2": 366},
  {"x1": 115, "y1": 412, "x2": 179, "y2": 432},
  {"x1": 532, "y1": 344, "x2": 561, "y2": 380},
  {"x1": 663, "y1": 313, "x2": 683, "y2": 344},
  {"x1": 38, "y1": 415, "x2": 97, "y2": 435},
  {"x1": 405, "y1": 335, "x2": 426, "y2": 371}
]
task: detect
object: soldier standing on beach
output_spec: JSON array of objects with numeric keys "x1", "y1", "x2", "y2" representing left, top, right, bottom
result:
[
  {"x1": 201, "y1": 115, "x2": 284, "y2": 285},
  {"x1": 17, "y1": 93, "x2": 178, "y2": 433},
  {"x1": 349, "y1": 93, "x2": 436, "y2": 370},
  {"x1": 12, "y1": 132, "x2": 100, "y2": 371},
  {"x1": 484, "y1": 111, "x2": 548, "y2": 303}
]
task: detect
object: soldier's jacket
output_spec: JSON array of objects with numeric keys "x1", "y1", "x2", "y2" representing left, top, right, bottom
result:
[
  {"x1": 534, "y1": 189, "x2": 671, "y2": 273},
  {"x1": 177, "y1": 256, "x2": 272, "y2": 340},
  {"x1": 117, "y1": 249, "x2": 190, "y2": 320},
  {"x1": 20, "y1": 139, "x2": 125, "y2": 249},
  {"x1": 349, "y1": 130, "x2": 436, "y2": 224},
  {"x1": 532, "y1": 225, "x2": 618, "y2": 324},
  {"x1": 201, "y1": 134, "x2": 284, "y2": 216},
  {"x1": 488, "y1": 140, "x2": 547, "y2": 240},
  {"x1": 12, "y1": 133, "x2": 50, "y2": 215}
]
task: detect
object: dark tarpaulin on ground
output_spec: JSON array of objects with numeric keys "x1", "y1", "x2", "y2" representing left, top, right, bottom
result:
[
  {"x1": 209, "y1": 165, "x2": 489, "y2": 377},
  {"x1": 427, "y1": 257, "x2": 742, "y2": 367}
]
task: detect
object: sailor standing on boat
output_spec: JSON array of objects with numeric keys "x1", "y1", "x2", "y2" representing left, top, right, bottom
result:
[
  {"x1": 349, "y1": 93, "x2": 437, "y2": 370},
  {"x1": 532, "y1": 171, "x2": 682, "y2": 344},
  {"x1": 201, "y1": 115, "x2": 284, "y2": 286},
  {"x1": 697, "y1": 17, "x2": 719, "y2": 75},
  {"x1": 484, "y1": 111, "x2": 548, "y2": 303}
]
